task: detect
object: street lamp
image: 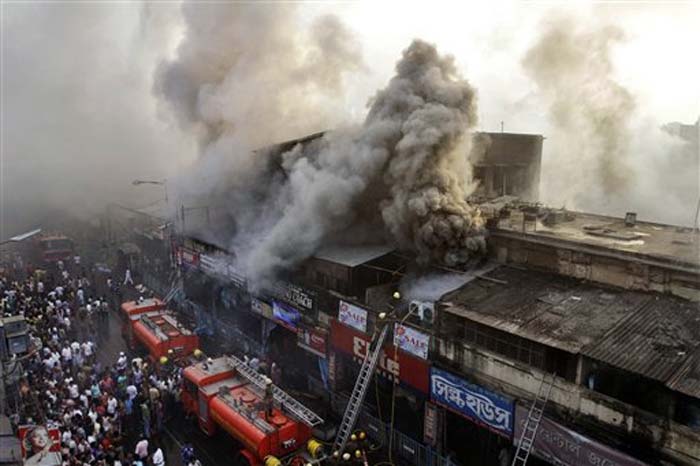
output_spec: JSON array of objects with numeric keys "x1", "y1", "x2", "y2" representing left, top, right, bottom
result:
[
  {"x1": 0, "y1": 228, "x2": 42, "y2": 246},
  {"x1": 132, "y1": 179, "x2": 168, "y2": 203}
]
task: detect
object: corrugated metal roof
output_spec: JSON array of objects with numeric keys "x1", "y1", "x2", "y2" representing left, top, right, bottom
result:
[
  {"x1": 582, "y1": 297, "x2": 700, "y2": 384},
  {"x1": 440, "y1": 266, "x2": 650, "y2": 353},
  {"x1": 314, "y1": 244, "x2": 395, "y2": 267},
  {"x1": 666, "y1": 350, "x2": 700, "y2": 398}
]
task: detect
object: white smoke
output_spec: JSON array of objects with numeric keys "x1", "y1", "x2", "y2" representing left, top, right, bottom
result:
[
  {"x1": 1, "y1": 3, "x2": 189, "y2": 237},
  {"x1": 523, "y1": 13, "x2": 698, "y2": 225}
]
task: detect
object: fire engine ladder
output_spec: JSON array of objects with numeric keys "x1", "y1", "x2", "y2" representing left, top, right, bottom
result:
[
  {"x1": 511, "y1": 373, "x2": 556, "y2": 466},
  {"x1": 163, "y1": 270, "x2": 181, "y2": 304},
  {"x1": 332, "y1": 323, "x2": 390, "y2": 457},
  {"x1": 224, "y1": 355, "x2": 324, "y2": 427}
]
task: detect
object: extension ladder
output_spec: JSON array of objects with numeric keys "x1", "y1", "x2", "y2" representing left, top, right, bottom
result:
[
  {"x1": 511, "y1": 373, "x2": 556, "y2": 466},
  {"x1": 224, "y1": 355, "x2": 324, "y2": 427},
  {"x1": 331, "y1": 323, "x2": 390, "y2": 456}
]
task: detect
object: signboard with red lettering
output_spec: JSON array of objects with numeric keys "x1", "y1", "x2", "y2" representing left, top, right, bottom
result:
[
  {"x1": 338, "y1": 300, "x2": 368, "y2": 333},
  {"x1": 514, "y1": 405, "x2": 648, "y2": 466},
  {"x1": 298, "y1": 327, "x2": 328, "y2": 358},
  {"x1": 330, "y1": 319, "x2": 429, "y2": 394},
  {"x1": 394, "y1": 323, "x2": 430, "y2": 359},
  {"x1": 179, "y1": 247, "x2": 199, "y2": 267}
]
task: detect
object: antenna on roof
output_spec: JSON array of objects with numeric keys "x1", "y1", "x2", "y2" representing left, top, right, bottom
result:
[{"x1": 501, "y1": 121, "x2": 504, "y2": 133}]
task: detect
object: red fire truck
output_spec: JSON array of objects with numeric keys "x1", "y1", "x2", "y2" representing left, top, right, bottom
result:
[
  {"x1": 131, "y1": 310, "x2": 199, "y2": 362},
  {"x1": 120, "y1": 298, "x2": 166, "y2": 348},
  {"x1": 182, "y1": 355, "x2": 325, "y2": 466}
]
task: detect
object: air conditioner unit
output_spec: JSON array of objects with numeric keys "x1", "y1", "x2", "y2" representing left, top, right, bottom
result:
[{"x1": 409, "y1": 300, "x2": 435, "y2": 325}]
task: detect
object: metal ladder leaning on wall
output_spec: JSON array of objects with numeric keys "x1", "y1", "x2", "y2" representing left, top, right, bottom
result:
[
  {"x1": 511, "y1": 373, "x2": 556, "y2": 466},
  {"x1": 331, "y1": 323, "x2": 390, "y2": 457}
]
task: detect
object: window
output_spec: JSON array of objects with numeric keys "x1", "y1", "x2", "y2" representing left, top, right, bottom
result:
[{"x1": 463, "y1": 320, "x2": 546, "y2": 371}]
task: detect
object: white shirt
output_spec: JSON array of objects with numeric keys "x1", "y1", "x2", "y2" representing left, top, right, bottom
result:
[
  {"x1": 69, "y1": 383, "x2": 79, "y2": 399},
  {"x1": 135, "y1": 439, "x2": 149, "y2": 458},
  {"x1": 152, "y1": 448, "x2": 165, "y2": 466},
  {"x1": 107, "y1": 397, "x2": 118, "y2": 415},
  {"x1": 61, "y1": 347, "x2": 72, "y2": 361}
]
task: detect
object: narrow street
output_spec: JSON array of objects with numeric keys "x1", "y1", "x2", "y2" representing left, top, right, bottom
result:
[{"x1": 94, "y1": 281, "x2": 237, "y2": 466}]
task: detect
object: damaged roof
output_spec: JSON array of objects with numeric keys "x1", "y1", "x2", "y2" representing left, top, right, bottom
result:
[
  {"x1": 441, "y1": 265, "x2": 700, "y2": 396},
  {"x1": 440, "y1": 265, "x2": 651, "y2": 353},
  {"x1": 314, "y1": 244, "x2": 396, "y2": 267},
  {"x1": 583, "y1": 296, "x2": 700, "y2": 395}
]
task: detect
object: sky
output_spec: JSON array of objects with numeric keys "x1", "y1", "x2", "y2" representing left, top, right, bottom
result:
[{"x1": 1, "y1": 1, "x2": 698, "y2": 239}]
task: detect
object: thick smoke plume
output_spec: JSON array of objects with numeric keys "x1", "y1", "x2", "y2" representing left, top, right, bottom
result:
[
  {"x1": 523, "y1": 16, "x2": 636, "y2": 204},
  {"x1": 156, "y1": 3, "x2": 486, "y2": 284},
  {"x1": 155, "y1": 4, "x2": 363, "y2": 153},
  {"x1": 241, "y1": 40, "x2": 486, "y2": 283},
  {"x1": 371, "y1": 41, "x2": 485, "y2": 266}
]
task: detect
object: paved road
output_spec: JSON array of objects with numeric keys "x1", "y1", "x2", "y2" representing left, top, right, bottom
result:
[{"x1": 92, "y1": 285, "x2": 236, "y2": 466}]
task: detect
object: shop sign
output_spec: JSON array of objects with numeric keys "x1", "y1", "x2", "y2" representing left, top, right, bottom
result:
[
  {"x1": 430, "y1": 367, "x2": 513, "y2": 438},
  {"x1": 272, "y1": 300, "x2": 301, "y2": 332},
  {"x1": 338, "y1": 300, "x2": 368, "y2": 332},
  {"x1": 200, "y1": 253, "x2": 246, "y2": 289},
  {"x1": 284, "y1": 283, "x2": 314, "y2": 310},
  {"x1": 331, "y1": 319, "x2": 429, "y2": 393},
  {"x1": 250, "y1": 297, "x2": 273, "y2": 319},
  {"x1": 270, "y1": 281, "x2": 314, "y2": 311},
  {"x1": 514, "y1": 405, "x2": 647, "y2": 466},
  {"x1": 18, "y1": 425, "x2": 61, "y2": 465},
  {"x1": 297, "y1": 327, "x2": 328, "y2": 358},
  {"x1": 328, "y1": 351, "x2": 338, "y2": 388},
  {"x1": 423, "y1": 402, "x2": 439, "y2": 447},
  {"x1": 317, "y1": 310, "x2": 333, "y2": 327},
  {"x1": 393, "y1": 323, "x2": 430, "y2": 359},
  {"x1": 179, "y1": 247, "x2": 199, "y2": 267}
]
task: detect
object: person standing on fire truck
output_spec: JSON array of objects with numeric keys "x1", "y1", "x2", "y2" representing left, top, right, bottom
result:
[{"x1": 124, "y1": 268, "x2": 134, "y2": 286}]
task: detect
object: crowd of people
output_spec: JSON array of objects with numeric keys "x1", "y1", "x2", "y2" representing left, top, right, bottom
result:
[{"x1": 0, "y1": 257, "x2": 195, "y2": 466}]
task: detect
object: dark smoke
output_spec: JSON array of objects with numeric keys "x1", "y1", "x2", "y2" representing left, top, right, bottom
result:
[
  {"x1": 370, "y1": 40, "x2": 485, "y2": 266},
  {"x1": 154, "y1": 3, "x2": 364, "y2": 151},
  {"x1": 240, "y1": 40, "x2": 486, "y2": 283}
]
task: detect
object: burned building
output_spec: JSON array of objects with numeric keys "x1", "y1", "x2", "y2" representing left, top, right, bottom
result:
[
  {"x1": 470, "y1": 132, "x2": 544, "y2": 202},
  {"x1": 162, "y1": 130, "x2": 699, "y2": 466}
]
